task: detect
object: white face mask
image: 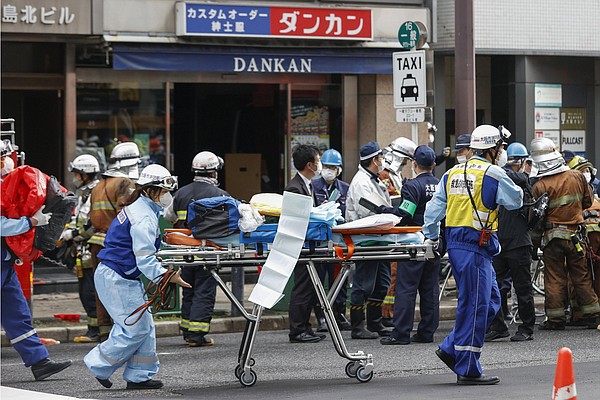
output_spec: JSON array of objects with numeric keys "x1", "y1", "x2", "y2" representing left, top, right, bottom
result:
[
  {"x1": 156, "y1": 191, "x2": 173, "y2": 208},
  {"x1": 1, "y1": 156, "x2": 14, "y2": 176},
  {"x1": 497, "y1": 150, "x2": 508, "y2": 167},
  {"x1": 72, "y1": 175, "x2": 83, "y2": 188},
  {"x1": 583, "y1": 172, "x2": 592, "y2": 183},
  {"x1": 321, "y1": 168, "x2": 337, "y2": 182},
  {"x1": 456, "y1": 155, "x2": 467, "y2": 164},
  {"x1": 375, "y1": 159, "x2": 385, "y2": 173},
  {"x1": 311, "y1": 161, "x2": 323, "y2": 178}
]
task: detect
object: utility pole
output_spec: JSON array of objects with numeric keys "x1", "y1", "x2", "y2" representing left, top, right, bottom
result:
[{"x1": 455, "y1": 0, "x2": 476, "y2": 134}]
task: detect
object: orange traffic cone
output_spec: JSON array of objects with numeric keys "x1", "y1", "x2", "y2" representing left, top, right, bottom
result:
[{"x1": 552, "y1": 347, "x2": 577, "y2": 400}]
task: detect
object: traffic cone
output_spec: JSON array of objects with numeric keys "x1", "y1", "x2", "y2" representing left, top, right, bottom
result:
[{"x1": 552, "y1": 347, "x2": 577, "y2": 400}]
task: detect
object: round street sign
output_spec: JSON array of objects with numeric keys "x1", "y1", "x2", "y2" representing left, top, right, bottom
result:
[{"x1": 397, "y1": 21, "x2": 427, "y2": 50}]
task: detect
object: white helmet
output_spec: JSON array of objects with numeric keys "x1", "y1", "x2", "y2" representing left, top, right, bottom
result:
[
  {"x1": 529, "y1": 138, "x2": 569, "y2": 177},
  {"x1": 137, "y1": 164, "x2": 178, "y2": 191},
  {"x1": 383, "y1": 137, "x2": 416, "y2": 175},
  {"x1": 192, "y1": 151, "x2": 224, "y2": 173},
  {"x1": 470, "y1": 125, "x2": 509, "y2": 150},
  {"x1": 105, "y1": 142, "x2": 140, "y2": 179},
  {"x1": 69, "y1": 154, "x2": 100, "y2": 174}
]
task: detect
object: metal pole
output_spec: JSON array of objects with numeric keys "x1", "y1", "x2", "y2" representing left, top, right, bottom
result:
[
  {"x1": 231, "y1": 267, "x2": 244, "y2": 317},
  {"x1": 454, "y1": 0, "x2": 476, "y2": 135}
]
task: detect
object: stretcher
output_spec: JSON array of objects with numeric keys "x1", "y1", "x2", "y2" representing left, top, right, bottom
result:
[{"x1": 157, "y1": 226, "x2": 435, "y2": 387}]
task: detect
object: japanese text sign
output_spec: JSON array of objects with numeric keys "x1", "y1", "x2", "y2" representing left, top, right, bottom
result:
[
  {"x1": 176, "y1": 2, "x2": 372, "y2": 40},
  {"x1": 1, "y1": 0, "x2": 91, "y2": 34}
]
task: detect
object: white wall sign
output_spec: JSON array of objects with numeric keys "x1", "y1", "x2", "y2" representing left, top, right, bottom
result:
[
  {"x1": 392, "y1": 50, "x2": 426, "y2": 108},
  {"x1": 534, "y1": 108, "x2": 560, "y2": 130},
  {"x1": 535, "y1": 131, "x2": 560, "y2": 148},
  {"x1": 535, "y1": 83, "x2": 562, "y2": 107},
  {"x1": 396, "y1": 107, "x2": 424, "y2": 123},
  {"x1": 561, "y1": 130, "x2": 585, "y2": 152}
]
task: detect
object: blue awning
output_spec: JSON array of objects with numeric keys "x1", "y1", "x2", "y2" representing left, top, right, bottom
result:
[{"x1": 113, "y1": 44, "x2": 398, "y2": 74}]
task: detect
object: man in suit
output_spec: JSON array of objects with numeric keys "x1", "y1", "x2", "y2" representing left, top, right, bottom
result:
[{"x1": 286, "y1": 144, "x2": 325, "y2": 343}]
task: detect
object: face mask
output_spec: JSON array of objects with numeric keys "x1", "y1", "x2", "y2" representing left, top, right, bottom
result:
[
  {"x1": 311, "y1": 161, "x2": 323, "y2": 178},
  {"x1": 321, "y1": 168, "x2": 337, "y2": 182},
  {"x1": 497, "y1": 150, "x2": 508, "y2": 167},
  {"x1": 72, "y1": 176, "x2": 83, "y2": 188},
  {"x1": 457, "y1": 155, "x2": 467, "y2": 164},
  {"x1": 1, "y1": 157, "x2": 14, "y2": 176},
  {"x1": 156, "y1": 191, "x2": 173, "y2": 208},
  {"x1": 583, "y1": 172, "x2": 592, "y2": 183}
]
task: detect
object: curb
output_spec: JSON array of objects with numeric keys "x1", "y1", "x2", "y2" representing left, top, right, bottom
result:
[{"x1": 1, "y1": 304, "x2": 457, "y2": 347}]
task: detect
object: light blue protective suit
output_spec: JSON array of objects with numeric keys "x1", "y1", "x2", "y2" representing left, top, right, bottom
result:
[{"x1": 83, "y1": 195, "x2": 167, "y2": 383}]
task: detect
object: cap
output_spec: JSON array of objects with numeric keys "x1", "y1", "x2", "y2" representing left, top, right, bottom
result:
[
  {"x1": 454, "y1": 134, "x2": 471, "y2": 150},
  {"x1": 561, "y1": 150, "x2": 576, "y2": 164},
  {"x1": 414, "y1": 145, "x2": 436, "y2": 167},
  {"x1": 359, "y1": 141, "x2": 382, "y2": 161}
]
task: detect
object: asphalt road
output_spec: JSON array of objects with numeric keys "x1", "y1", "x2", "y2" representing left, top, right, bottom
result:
[{"x1": 2, "y1": 321, "x2": 599, "y2": 399}]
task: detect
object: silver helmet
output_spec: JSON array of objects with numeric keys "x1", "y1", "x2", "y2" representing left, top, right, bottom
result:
[
  {"x1": 529, "y1": 138, "x2": 569, "y2": 177},
  {"x1": 104, "y1": 142, "x2": 141, "y2": 179}
]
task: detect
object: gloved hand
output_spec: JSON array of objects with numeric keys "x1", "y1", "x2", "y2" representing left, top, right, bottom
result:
[
  {"x1": 31, "y1": 205, "x2": 52, "y2": 227},
  {"x1": 442, "y1": 147, "x2": 451, "y2": 157},
  {"x1": 424, "y1": 238, "x2": 439, "y2": 260},
  {"x1": 60, "y1": 229, "x2": 74, "y2": 242}
]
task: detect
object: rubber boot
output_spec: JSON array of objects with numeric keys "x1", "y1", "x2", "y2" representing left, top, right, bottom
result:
[
  {"x1": 314, "y1": 305, "x2": 328, "y2": 333},
  {"x1": 366, "y1": 301, "x2": 393, "y2": 337},
  {"x1": 350, "y1": 307, "x2": 379, "y2": 339},
  {"x1": 334, "y1": 303, "x2": 352, "y2": 331}
]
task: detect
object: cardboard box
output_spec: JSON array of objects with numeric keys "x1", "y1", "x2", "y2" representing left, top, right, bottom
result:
[{"x1": 225, "y1": 153, "x2": 261, "y2": 202}]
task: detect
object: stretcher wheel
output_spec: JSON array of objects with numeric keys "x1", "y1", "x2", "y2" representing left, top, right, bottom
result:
[
  {"x1": 239, "y1": 370, "x2": 257, "y2": 387},
  {"x1": 345, "y1": 361, "x2": 359, "y2": 378},
  {"x1": 249, "y1": 358, "x2": 256, "y2": 367},
  {"x1": 355, "y1": 366, "x2": 373, "y2": 383},
  {"x1": 234, "y1": 365, "x2": 242, "y2": 379}
]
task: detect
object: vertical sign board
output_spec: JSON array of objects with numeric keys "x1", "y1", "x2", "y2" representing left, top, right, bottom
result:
[
  {"x1": 560, "y1": 108, "x2": 586, "y2": 153},
  {"x1": 392, "y1": 51, "x2": 426, "y2": 108}
]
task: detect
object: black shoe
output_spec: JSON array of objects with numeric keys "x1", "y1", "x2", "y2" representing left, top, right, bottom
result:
[
  {"x1": 381, "y1": 317, "x2": 395, "y2": 328},
  {"x1": 96, "y1": 377, "x2": 113, "y2": 388},
  {"x1": 484, "y1": 330, "x2": 510, "y2": 342},
  {"x1": 411, "y1": 333, "x2": 433, "y2": 343},
  {"x1": 435, "y1": 348, "x2": 455, "y2": 372},
  {"x1": 31, "y1": 359, "x2": 72, "y2": 381},
  {"x1": 538, "y1": 320, "x2": 566, "y2": 331},
  {"x1": 351, "y1": 326, "x2": 379, "y2": 339},
  {"x1": 510, "y1": 331, "x2": 533, "y2": 342},
  {"x1": 380, "y1": 336, "x2": 410, "y2": 345},
  {"x1": 126, "y1": 379, "x2": 164, "y2": 390},
  {"x1": 289, "y1": 332, "x2": 324, "y2": 343},
  {"x1": 457, "y1": 374, "x2": 500, "y2": 385},
  {"x1": 568, "y1": 317, "x2": 600, "y2": 329},
  {"x1": 338, "y1": 320, "x2": 352, "y2": 331},
  {"x1": 316, "y1": 318, "x2": 328, "y2": 333}
]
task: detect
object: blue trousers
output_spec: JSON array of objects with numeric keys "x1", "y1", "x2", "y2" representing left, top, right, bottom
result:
[
  {"x1": 350, "y1": 260, "x2": 391, "y2": 305},
  {"x1": 391, "y1": 259, "x2": 440, "y2": 342},
  {"x1": 439, "y1": 248, "x2": 500, "y2": 377},
  {"x1": 1, "y1": 260, "x2": 48, "y2": 367}
]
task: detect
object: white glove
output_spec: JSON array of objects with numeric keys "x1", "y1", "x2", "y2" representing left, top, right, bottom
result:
[
  {"x1": 424, "y1": 238, "x2": 439, "y2": 260},
  {"x1": 60, "y1": 229, "x2": 74, "y2": 242},
  {"x1": 32, "y1": 205, "x2": 52, "y2": 227}
]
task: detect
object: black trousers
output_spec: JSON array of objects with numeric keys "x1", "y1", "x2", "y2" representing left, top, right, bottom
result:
[
  {"x1": 79, "y1": 267, "x2": 97, "y2": 320},
  {"x1": 489, "y1": 246, "x2": 536, "y2": 335},
  {"x1": 289, "y1": 262, "x2": 318, "y2": 337},
  {"x1": 180, "y1": 265, "x2": 217, "y2": 343}
]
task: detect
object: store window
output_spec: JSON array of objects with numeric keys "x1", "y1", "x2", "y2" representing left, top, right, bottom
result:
[{"x1": 76, "y1": 82, "x2": 171, "y2": 171}]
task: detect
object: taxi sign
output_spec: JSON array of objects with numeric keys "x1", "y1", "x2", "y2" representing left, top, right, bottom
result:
[{"x1": 393, "y1": 50, "x2": 426, "y2": 108}]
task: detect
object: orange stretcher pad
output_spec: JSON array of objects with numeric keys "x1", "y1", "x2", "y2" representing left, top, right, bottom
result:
[
  {"x1": 164, "y1": 229, "x2": 222, "y2": 249},
  {"x1": 331, "y1": 226, "x2": 422, "y2": 261}
]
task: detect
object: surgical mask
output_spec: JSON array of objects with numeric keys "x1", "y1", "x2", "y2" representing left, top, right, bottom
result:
[
  {"x1": 72, "y1": 176, "x2": 83, "y2": 188},
  {"x1": 376, "y1": 159, "x2": 385, "y2": 174},
  {"x1": 583, "y1": 172, "x2": 592, "y2": 183},
  {"x1": 497, "y1": 150, "x2": 508, "y2": 167},
  {"x1": 1, "y1": 157, "x2": 14, "y2": 176},
  {"x1": 456, "y1": 155, "x2": 467, "y2": 164},
  {"x1": 312, "y1": 161, "x2": 323, "y2": 178},
  {"x1": 321, "y1": 168, "x2": 337, "y2": 182},
  {"x1": 156, "y1": 191, "x2": 173, "y2": 208}
]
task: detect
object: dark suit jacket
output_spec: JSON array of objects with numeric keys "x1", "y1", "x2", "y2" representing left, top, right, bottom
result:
[{"x1": 284, "y1": 173, "x2": 315, "y2": 206}]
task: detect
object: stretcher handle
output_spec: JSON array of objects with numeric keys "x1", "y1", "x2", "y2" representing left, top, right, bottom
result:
[{"x1": 334, "y1": 235, "x2": 355, "y2": 261}]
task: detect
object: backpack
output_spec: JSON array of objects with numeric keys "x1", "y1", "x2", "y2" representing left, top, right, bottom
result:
[{"x1": 187, "y1": 196, "x2": 241, "y2": 239}]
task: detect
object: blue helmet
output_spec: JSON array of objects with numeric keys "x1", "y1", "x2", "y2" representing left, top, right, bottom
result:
[
  {"x1": 321, "y1": 148, "x2": 343, "y2": 166},
  {"x1": 506, "y1": 142, "x2": 529, "y2": 158}
]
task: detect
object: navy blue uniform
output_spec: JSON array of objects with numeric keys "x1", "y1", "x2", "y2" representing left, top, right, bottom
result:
[{"x1": 391, "y1": 172, "x2": 441, "y2": 343}]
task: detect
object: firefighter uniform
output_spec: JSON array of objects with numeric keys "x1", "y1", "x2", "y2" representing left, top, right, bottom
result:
[
  {"x1": 532, "y1": 169, "x2": 600, "y2": 326},
  {"x1": 584, "y1": 198, "x2": 600, "y2": 299},
  {"x1": 89, "y1": 176, "x2": 135, "y2": 340},
  {"x1": 386, "y1": 155, "x2": 440, "y2": 344},
  {"x1": 70, "y1": 179, "x2": 100, "y2": 341},
  {"x1": 164, "y1": 177, "x2": 228, "y2": 346},
  {"x1": 423, "y1": 156, "x2": 523, "y2": 378}
]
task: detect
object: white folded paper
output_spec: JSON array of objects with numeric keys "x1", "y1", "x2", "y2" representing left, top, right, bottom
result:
[
  {"x1": 248, "y1": 191, "x2": 312, "y2": 308},
  {"x1": 333, "y1": 214, "x2": 401, "y2": 230}
]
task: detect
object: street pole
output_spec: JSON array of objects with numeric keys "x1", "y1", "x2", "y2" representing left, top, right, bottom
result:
[{"x1": 455, "y1": 0, "x2": 476, "y2": 135}]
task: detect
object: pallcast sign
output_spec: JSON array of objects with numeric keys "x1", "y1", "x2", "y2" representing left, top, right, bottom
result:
[{"x1": 176, "y1": 2, "x2": 372, "y2": 40}]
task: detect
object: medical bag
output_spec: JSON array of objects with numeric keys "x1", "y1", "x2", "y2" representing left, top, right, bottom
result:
[
  {"x1": 34, "y1": 176, "x2": 77, "y2": 252},
  {"x1": 187, "y1": 196, "x2": 241, "y2": 239},
  {"x1": 240, "y1": 222, "x2": 332, "y2": 248}
]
